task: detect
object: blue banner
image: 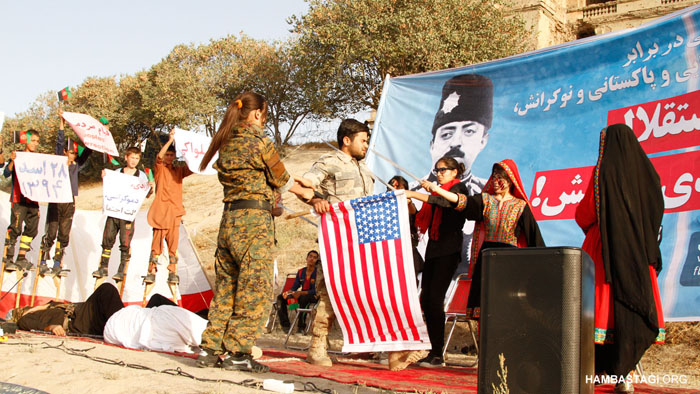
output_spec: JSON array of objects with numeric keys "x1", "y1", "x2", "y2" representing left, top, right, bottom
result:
[{"x1": 367, "y1": 5, "x2": 700, "y2": 320}]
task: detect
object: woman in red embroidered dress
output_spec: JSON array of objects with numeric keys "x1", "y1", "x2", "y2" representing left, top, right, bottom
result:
[
  {"x1": 575, "y1": 124, "x2": 664, "y2": 392},
  {"x1": 426, "y1": 159, "x2": 545, "y2": 321}
]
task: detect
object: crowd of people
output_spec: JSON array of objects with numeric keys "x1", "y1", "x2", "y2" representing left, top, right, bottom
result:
[
  {"x1": 1, "y1": 111, "x2": 195, "y2": 290},
  {"x1": 1, "y1": 84, "x2": 666, "y2": 391}
]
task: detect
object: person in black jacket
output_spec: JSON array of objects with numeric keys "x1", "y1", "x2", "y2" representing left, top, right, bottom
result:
[
  {"x1": 276, "y1": 250, "x2": 319, "y2": 332},
  {"x1": 405, "y1": 155, "x2": 469, "y2": 367},
  {"x1": 11, "y1": 283, "x2": 123, "y2": 336}
]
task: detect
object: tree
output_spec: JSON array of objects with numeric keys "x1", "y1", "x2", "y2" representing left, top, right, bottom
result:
[
  {"x1": 290, "y1": 0, "x2": 528, "y2": 109},
  {"x1": 207, "y1": 35, "x2": 353, "y2": 147},
  {"x1": 221, "y1": 38, "x2": 353, "y2": 147},
  {"x1": 141, "y1": 43, "x2": 224, "y2": 136}
]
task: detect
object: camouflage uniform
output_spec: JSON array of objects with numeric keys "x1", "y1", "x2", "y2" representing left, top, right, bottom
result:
[
  {"x1": 200, "y1": 124, "x2": 293, "y2": 356},
  {"x1": 302, "y1": 150, "x2": 373, "y2": 363}
]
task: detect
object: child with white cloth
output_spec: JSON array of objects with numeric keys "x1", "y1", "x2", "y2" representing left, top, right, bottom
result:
[{"x1": 104, "y1": 304, "x2": 208, "y2": 353}]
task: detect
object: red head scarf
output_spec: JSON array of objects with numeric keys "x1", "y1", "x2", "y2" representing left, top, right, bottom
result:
[
  {"x1": 481, "y1": 159, "x2": 532, "y2": 209},
  {"x1": 469, "y1": 159, "x2": 531, "y2": 272}
]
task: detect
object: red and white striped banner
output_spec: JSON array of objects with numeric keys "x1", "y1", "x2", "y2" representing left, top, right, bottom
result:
[{"x1": 318, "y1": 190, "x2": 430, "y2": 352}]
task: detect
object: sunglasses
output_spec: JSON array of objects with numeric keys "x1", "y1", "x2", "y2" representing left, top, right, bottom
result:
[{"x1": 432, "y1": 167, "x2": 453, "y2": 175}]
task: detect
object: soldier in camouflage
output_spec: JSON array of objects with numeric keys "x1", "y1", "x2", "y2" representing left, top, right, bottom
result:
[
  {"x1": 195, "y1": 92, "x2": 313, "y2": 373},
  {"x1": 299, "y1": 119, "x2": 374, "y2": 367}
]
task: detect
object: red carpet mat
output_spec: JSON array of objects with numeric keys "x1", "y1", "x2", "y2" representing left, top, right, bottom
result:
[{"x1": 260, "y1": 349, "x2": 700, "y2": 394}]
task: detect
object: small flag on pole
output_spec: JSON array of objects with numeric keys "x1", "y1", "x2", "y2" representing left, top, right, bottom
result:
[
  {"x1": 57, "y1": 87, "x2": 72, "y2": 102},
  {"x1": 15, "y1": 130, "x2": 28, "y2": 144},
  {"x1": 99, "y1": 116, "x2": 109, "y2": 125},
  {"x1": 72, "y1": 141, "x2": 85, "y2": 156},
  {"x1": 145, "y1": 168, "x2": 155, "y2": 182},
  {"x1": 107, "y1": 154, "x2": 119, "y2": 165}
]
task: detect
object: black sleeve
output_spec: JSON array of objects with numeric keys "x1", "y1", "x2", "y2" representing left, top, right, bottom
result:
[
  {"x1": 463, "y1": 194, "x2": 484, "y2": 222},
  {"x1": 426, "y1": 182, "x2": 469, "y2": 209},
  {"x1": 518, "y1": 205, "x2": 545, "y2": 247},
  {"x1": 17, "y1": 309, "x2": 66, "y2": 331}
]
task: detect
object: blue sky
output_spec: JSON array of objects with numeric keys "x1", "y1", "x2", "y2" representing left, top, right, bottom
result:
[{"x1": 0, "y1": 0, "x2": 308, "y2": 117}]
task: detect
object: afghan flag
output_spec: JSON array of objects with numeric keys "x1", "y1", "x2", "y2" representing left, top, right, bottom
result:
[
  {"x1": 145, "y1": 168, "x2": 155, "y2": 182},
  {"x1": 57, "y1": 87, "x2": 72, "y2": 101},
  {"x1": 16, "y1": 130, "x2": 30, "y2": 144},
  {"x1": 107, "y1": 154, "x2": 119, "y2": 165},
  {"x1": 72, "y1": 141, "x2": 86, "y2": 156}
]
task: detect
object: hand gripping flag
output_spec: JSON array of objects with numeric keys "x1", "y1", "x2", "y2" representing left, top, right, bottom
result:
[{"x1": 317, "y1": 190, "x2": 430, "y2": 352}]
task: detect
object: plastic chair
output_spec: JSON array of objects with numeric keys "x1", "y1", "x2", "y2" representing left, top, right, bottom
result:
[
  {"x1": 266, "y1": 273, "x2": 297, "y2": 333},
  {"x1": 442, "y1": 273, "x2": 478, "y2": 361}
]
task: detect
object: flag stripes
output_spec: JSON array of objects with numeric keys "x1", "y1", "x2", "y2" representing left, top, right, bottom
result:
[{"x1": 318, "y1": 191, "x2": 430, "y2": 352}]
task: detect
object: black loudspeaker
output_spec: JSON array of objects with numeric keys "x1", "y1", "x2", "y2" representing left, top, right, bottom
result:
[{"x1": 477, "y1": 247, "x2": 595, "y2": 394}]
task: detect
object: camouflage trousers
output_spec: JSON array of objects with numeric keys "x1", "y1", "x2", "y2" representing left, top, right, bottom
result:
[
  {"x1": 310, "y1": 262, "x2": 336, "y2": 342},
  {"x1": 200, "y1": 209, "x2": 273, "y2": 355}
]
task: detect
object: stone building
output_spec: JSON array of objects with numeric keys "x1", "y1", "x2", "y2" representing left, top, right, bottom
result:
[{"x1": 511, "y1": 0, "x2": 699, "y2": 50}]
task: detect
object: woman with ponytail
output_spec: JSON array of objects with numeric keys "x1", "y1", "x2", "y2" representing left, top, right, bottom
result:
[{"x1": 196, "y1": 92, "x2": 312, "y2": 373}]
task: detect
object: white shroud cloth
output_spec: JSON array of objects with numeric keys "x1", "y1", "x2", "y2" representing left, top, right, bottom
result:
[{"x1": 104, "y1": 305, "x2": 208, "y2": 353}]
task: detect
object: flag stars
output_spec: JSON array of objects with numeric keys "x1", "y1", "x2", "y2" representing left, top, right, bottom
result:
[{"x1": 353, "y1": 192, "x2": 402, "y2": 244}]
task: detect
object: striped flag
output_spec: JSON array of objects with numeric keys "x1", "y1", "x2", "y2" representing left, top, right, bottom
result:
[
  {"x1": 57, "y1": 87, "x2": 72, "y2": 101},
  {"x1": 318, "y1": 190, "x2": 430, "y2": 353}
]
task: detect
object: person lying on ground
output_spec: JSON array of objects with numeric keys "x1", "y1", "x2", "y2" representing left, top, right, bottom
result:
[
  {"x1": 10, "y1": 283, "x2": 124, "y2": 336},
  {"x1": 103, "y1": 294, "x2": 207, "y2": 354}
]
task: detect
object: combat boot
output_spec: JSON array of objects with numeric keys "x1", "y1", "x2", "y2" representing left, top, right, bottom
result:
[
  {"x1": 307, "y1": 305, "x2": 333, "y2": 367},
  {"x1": 112, "y1": 259, "x2": 128, "y2": 282},
  {"x1": 38, "y1": 263, "x2": 51, "y2": 276},
  {"x1": 307, "y1": 333, "x2": 332, "y2": 366},
  {"x1": 15, "y1": 255, "x2": 33, "y2": 271},
  {"x1": 93, "y1": 250, "x2": 111, "y2": 278}
]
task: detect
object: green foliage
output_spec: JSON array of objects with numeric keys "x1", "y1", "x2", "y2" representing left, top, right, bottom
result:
[{"x1": 290, "y1": 0, "x2": 528, "y2": 109}]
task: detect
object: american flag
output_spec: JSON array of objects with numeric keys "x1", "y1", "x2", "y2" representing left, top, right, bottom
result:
[{"x1": 318, "y1": 190, "x2": 430, "y2": 352}]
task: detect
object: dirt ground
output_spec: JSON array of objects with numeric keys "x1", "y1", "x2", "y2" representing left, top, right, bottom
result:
[
  {"x1": 0, "y1": 332, "x2": 385, "y2": 394},
  {"x1": 2, "y1": 144, "x2": 698, "y2": 392}
]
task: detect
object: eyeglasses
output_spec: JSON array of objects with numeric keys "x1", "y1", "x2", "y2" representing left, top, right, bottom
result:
[{"x1": 432, "y1": 167, "x2": 453, "y2": 175}]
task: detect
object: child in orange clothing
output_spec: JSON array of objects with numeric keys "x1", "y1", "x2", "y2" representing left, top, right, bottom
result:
[{"x1": 144, "y1": 129, "x2": 193, "y2": 285}]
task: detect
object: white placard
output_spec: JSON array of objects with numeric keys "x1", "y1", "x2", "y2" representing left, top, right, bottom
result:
[
  {"x1": 14, "y1": 152, "x2": 73, "y2": 203},
  {"x1": 173, "y1": 128, "x2": 217, "y2": 175},
  {"x1": 62, "y1": 111, "x2": 119, "y2": 156},
  {"x1": 102, "y1": 169, "x2": 150, "y2": 221}
]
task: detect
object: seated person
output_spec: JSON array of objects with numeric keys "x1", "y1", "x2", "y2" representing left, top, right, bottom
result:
[
  {"x1": 11, "y1": 283, "x2": 124, "y2": 336},
  {"x1": 276, "y1": 250, "x2": 320, "y2": 332},
  {"x1": 103, "y1": 293, "x2": 208, "y2": 354}
]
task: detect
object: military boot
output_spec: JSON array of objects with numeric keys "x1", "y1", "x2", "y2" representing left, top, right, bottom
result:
[
  {"x1": 307, "y1": 306, "x2": 333, "y2": 366},
  {"x1": 112, "y1": 259, "x2": 128, "y2": 282},
  {"x1": 92, "y1": 251, "x2": 110, "y2": 278},
  {"x1": 50, "y1": 249, "x2": 69, "y2": 278},
  {"x1": 307, "y1": 333, "x2": 332, "y2": 367},
  {"x1": 15, "y1": 255, "x2": 33, "y2": 271}
]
